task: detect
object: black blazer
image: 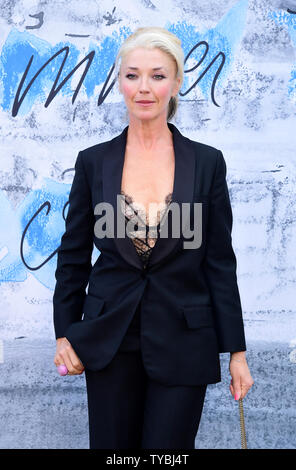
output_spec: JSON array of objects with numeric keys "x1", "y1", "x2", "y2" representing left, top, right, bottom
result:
[{"x1": 53, "y1": 122, "x2": 246, "y2": 386}]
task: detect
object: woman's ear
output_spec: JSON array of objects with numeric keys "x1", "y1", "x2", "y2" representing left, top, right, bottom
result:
[{"x1": 173, "y1": 76, "x2": 182, "y2": 96}]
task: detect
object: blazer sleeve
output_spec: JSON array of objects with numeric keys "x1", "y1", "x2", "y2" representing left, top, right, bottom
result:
[
  {"x1": 52, "y1": 150, "x2": 94, "y2": 339},
  {"x1": 203, "y1": 150, "x2": 247, "y2": 353}
]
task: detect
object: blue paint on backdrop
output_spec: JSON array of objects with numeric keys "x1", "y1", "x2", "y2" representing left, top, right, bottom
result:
[
  {"x1": 0, "y1": 26, "x2": 132, "y2": 114},
  {"x1": 167, "y1": 0, "x2": 249, "y2": 98},
  {"x1": 0, "y1": 179, "x2": 71, "y2": 286},
  {"x1": 0, "y1": 2, "x2": 250, "y2": 113},
  {"x1": 0, "y1": 1, "x2": 251, "y2": 287},
  {"x1": 0, "y1": 177, "x2": 100, "y2": 288}
]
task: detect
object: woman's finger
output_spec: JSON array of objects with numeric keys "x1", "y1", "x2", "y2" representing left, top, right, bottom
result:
[
  {"x1": 60, "y1": 353, "x2": 73, "y2": 375},
  {"x1": 230, "y1": 368, "x2": 254, "y2": 400},
  {"x1": 55, "y1": 342, "x2": 84, "y2": 375},
  {"x1": 240, "y1": 383, "x2": 252, "y2": 399},
  {"x1": 57, "y1": 346, "x2": 77, "y2": 375},
  {"x1": 67, "y1": 347, "x2": 84, "y2": 374},
  {"x1": 232, "y1": 377, "x2": 242, "y2": 400},
  {"x1": 240, "y1": 385, "x2": 247, "y2": 399},
  {"x1": 229, "y1": 379, "x2": 234, "y2": 396}
]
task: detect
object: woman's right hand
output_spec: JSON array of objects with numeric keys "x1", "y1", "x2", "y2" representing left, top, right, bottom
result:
[{"x1": 54, "y1": 337, "x2": 85, "y2": 375}]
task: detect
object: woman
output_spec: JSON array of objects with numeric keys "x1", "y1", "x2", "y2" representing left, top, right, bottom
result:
[{"x1": 53, "y1": 26, "x2": 254, "y2": 449}]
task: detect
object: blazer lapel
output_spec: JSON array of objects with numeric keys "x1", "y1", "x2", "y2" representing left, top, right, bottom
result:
[
  {"x1": 102, "y1": 122, "x2": 196, "y2": 270},
  {"x1": 149, "y1": 123, "x2": 196, "y2": 267}
]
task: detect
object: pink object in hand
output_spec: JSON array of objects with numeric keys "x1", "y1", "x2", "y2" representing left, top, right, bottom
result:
[{"x1": 57, "y1": 364, "x2": 68, "y2": 376}]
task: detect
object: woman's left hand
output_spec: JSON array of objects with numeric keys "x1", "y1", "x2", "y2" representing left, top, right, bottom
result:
[{"x1": 229, "y1": 352, "x2": 254, "y2": 400}]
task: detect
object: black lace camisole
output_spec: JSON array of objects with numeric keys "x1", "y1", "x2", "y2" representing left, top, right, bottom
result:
[
  {"x1": 120, "y1": 190, "x2": 173, "y2": 269},
  {"x1": 117, "y1": 190, "x2": 173, "y2": 352}
]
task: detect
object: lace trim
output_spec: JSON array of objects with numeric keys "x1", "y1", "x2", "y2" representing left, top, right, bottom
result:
[{"x1": 120, "y1": 190, "x2": 173, "y2": 264}]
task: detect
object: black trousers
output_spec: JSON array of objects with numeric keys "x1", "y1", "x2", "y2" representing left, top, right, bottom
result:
[{"x1": 84, "y1": 303, "x2": 207, "y2": 449}]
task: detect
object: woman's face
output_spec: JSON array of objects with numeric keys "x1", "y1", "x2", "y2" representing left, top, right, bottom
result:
[{"x1": 118, "y1": 47, "x2": 181, "y2": 122}]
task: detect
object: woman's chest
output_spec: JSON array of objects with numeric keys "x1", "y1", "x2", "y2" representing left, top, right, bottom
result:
[{"x1": 120, "y1": 149, "x2": 175, "y2": 211}]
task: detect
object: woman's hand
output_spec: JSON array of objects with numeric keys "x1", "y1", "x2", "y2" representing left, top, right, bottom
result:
[
  {"x1": 229, "y1": 351, "x2": 254, "y2": 400},
  {"x1": 54, "y1": 337, "x2": 85, "y2": 375}
]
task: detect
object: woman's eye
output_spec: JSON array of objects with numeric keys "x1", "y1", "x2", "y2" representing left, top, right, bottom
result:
[{"x1": 125, "y1": 74, "x2": 166, "y2": 80}]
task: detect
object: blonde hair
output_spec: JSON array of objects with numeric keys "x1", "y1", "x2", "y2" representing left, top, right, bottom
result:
[{"x1": 114, "y1": 26, "x2": 184, "y2": 121}]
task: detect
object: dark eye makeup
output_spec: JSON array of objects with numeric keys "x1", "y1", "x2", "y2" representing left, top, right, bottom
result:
[{"x1": 125, "y1": 73, "x2": 166, "y2": 80}]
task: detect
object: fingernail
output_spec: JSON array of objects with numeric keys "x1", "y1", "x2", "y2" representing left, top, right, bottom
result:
[{"x1": 235, "y1": 393, "x2": 239, "y2": 400}]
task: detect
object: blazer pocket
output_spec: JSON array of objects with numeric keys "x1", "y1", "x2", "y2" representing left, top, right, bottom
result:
[
  {"x1": 181, "y1": 305, "x2": 214, "y2": 329},
  {"x1": 83, "y1": 294, "x2": 105, "y2": 320}
]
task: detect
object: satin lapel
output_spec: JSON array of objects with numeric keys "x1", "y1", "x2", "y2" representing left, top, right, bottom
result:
[
  {"x1": 102, "y1": 123, "x2": 196, "y2": 270},
  {"x1": 102, "y1": 125, "x2": 142, "y2": 270},
  {"x1": 148, "y1": 122, "x2": 196, "y2": 267}
]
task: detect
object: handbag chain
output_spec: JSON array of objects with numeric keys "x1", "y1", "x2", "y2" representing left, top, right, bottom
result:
[{"x1": 239, "y1": 398, "x2": 247, "y2": 449}]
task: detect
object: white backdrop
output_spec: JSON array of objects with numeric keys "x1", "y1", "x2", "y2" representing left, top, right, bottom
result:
[{"x1": 0, "y1": 0, "x2": 295, "y2": 449}]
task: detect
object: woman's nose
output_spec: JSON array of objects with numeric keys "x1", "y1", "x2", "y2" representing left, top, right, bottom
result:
[{"x1": 138, "y1": 77, "x2": 151, "y2": 92}]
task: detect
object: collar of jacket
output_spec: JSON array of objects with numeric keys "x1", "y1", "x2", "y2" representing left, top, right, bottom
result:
[{"x1": 102, "y1": 122, "x2": 196, "y2": 271}]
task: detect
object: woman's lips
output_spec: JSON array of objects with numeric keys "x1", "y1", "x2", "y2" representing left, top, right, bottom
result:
[{"x1": 136, "y1": 101, "x2": 155, "y2": 106}]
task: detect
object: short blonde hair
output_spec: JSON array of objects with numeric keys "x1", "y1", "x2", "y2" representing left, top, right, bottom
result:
[{"x1": 114, "y1": 26, "x2": 184, "y2": 121}]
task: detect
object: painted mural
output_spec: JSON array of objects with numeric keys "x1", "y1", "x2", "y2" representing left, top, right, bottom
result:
[{"x1": 0, "y1": 0, "x2": 295, "y2": 449}]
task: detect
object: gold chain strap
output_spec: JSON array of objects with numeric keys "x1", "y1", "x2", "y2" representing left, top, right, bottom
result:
[{"x1": 239, "y1": 398, "x2": 247, "y2": 449}]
